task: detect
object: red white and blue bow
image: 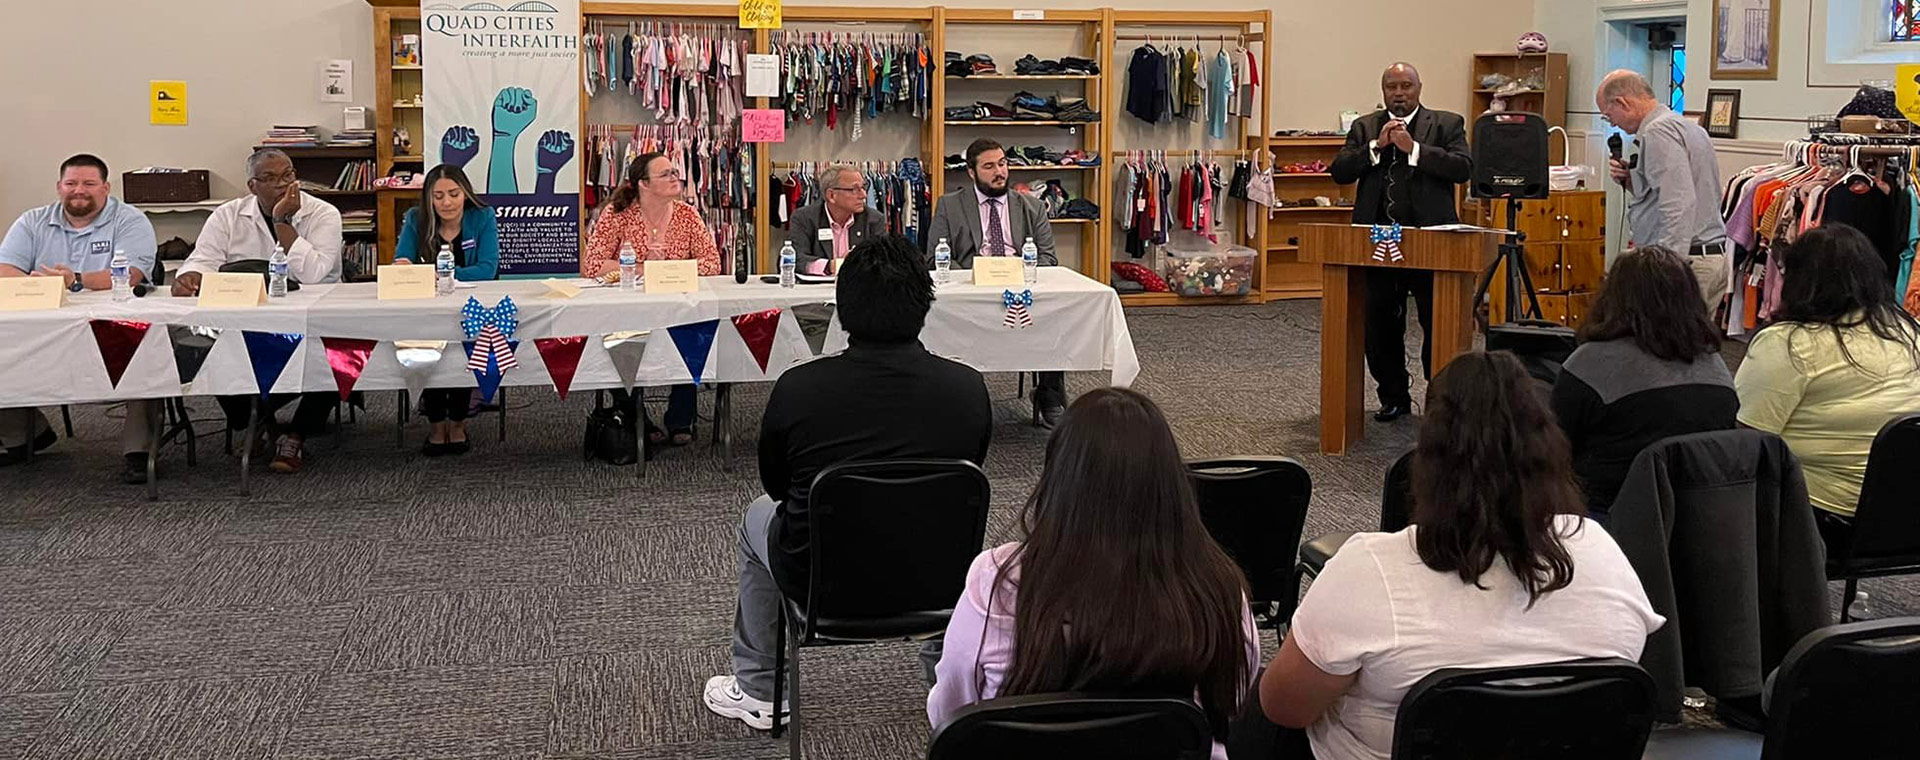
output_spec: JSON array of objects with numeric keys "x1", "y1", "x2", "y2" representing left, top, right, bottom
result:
[
  {"x1": 461, "y1": 295, "x2": 520, "y2": 402},
  {"x1": 1370, "y1": 224, "x2": 1404, "y2": 262},
  {"x1": 1003, "y1": 289, "x2": 1034, "y2": 329}
]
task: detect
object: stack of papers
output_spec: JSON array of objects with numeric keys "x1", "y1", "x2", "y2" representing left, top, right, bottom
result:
[{"x1": 261, "y1": 125, "x2": 320, "y2": 148}]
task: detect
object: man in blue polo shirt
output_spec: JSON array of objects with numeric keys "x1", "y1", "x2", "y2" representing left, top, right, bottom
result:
[{"x1": 0, "y1": 153, "x2": 160, "y2": 481}]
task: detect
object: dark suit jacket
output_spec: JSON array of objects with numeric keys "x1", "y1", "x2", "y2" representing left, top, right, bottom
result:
[
  {"x1": 782, "y1": 202, "x2": 890, "y2": 273},
  {"x1": 924, "y1": 187, "x2": 1058, "y2": 269},
  {"x1": 1330, "y1": 108, "x2": 1473, "y2": 226}
]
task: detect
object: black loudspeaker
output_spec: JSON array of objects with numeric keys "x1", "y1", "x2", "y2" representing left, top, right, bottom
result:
[
  {"x1": 1471, "y1": 112, "x2": 1550, "y2": 200},
  {"x1": 1486, "y1": 321, "x2": 1577, "y2": 386}
]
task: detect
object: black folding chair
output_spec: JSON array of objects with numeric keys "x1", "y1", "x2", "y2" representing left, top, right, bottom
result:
[
  {"x1": 1393, "y1": 658, "x2": 1657, "y2": 760},
  {"x1": 1641, "y1": 617, "x2": 1920, "y2": 760},
  {"x1": 773, "y1": 459, "x2": 991, "y2": 760},
  {"x1": 1825, "y1": 414, "x2": 1920, "y2": 622},
  {"x1": 928, "y1": 692, "x2": 1213, "y2": 760},
  {"x1": 1186, "y1": 456, "x2": 1312, "y2": 627},
  {"x1": 1293, "y1": 450, "x2": 1412, "y2": 603}
]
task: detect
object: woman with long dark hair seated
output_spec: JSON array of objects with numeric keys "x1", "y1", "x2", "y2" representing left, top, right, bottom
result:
[
  {"x1": 1552, "y1": 246, "x2": 1738, "y2": 517},
  {"x1": 392, "y1": 163, "x2": 498, "y2": 456},
  {"x1": 1735, "y1": 223, "x2": 1920, "y2": 542},
  {"x1": 1252, "y1": 352, "x2": 1662, "y2": 760},
  {"x1": 927, "y1": 388, "x2": 1258, "y2": 759}
]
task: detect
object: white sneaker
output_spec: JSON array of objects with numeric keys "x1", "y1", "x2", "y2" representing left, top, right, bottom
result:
[{"x1": 703, "y1": 675, "x2": 787, "y2": 730}]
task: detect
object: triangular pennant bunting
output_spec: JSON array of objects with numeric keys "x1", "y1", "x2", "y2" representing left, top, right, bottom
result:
[
  {"x1": 602, "y1": 331, "x2": 649, "y2": 392},
  {"x1": 240, "y1": 331, "x2": 303, "y2": 399},
  {"x1": 790, "y1": 302, "x2": 836, "y2": 357},
  {"x1": 731, "y1": 308, "x2": 782, "y2": 374},
  {"x1": 534, "y1": 336, "x2": 587, "y2": 400},
  {"x1": 667, "y1": 320, "x2": 720, "y2": 386},
  {"x1": 322, "y1": 338, "x2": 378, "y2": 401},
  {"x1": 166, "y1": 325, "x2": 222, "y2": 387},
  {"x1": 393, "y1": 341, "x2": 448, "y2": 406},
  {"x1": 89, "y1": 319, "x2": 151, "y2": 388}
]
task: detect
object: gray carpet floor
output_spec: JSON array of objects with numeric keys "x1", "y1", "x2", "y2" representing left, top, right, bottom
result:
[{"x1": 0, "y1": 300, "x2": 1911, "y2": 759}]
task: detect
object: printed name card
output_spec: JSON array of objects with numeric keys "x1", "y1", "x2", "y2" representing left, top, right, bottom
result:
[
  {"x1": 377, "y1": 264, "x2": 436, "y2": 300},
  {"x1": 540, "y1": 278, "x2": 582, "y2": 299},
  {"x1": 972, "y1": 257, "x2": 1025, "y2": 287},
  {"x1": 198, "y1": 272, "x2": 266, "y2": 308},
  {"x1": 644, "y1": 260, "x2": 700, "y2": 294},
  {"x1": 0, "y1": 277, "x2": 67, "y2": 311}
]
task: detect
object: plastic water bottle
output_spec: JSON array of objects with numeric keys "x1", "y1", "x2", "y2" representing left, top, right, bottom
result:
[
  {"x1": 1021, "y1": 236, "x2": 1039, "y2": 285},
  {"x1": 268, "y1": 245, "x2": 289, "y2": 298},
  {"x1": 109, "y1": 250, "x2": 131, "y2": 302},
  {"x1": 434, "y1": 243, "x2": 456, "y2": 296},
  {"x1": 934, "y1": 237, "x2": 952, "y2": 285},
  {"x1": 618, "y1": 241, "x2": 638, "y2": 291},
  {"x1": 779, "y1": 240, "x2": 797, "y2": 289}
]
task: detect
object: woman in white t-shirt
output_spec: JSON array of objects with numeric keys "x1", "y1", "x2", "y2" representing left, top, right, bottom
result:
[{"x1": 1252, "y1": 351, "x2": 1665, "y2": 760}]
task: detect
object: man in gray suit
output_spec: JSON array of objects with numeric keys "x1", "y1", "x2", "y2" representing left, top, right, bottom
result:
[
  {"x1": 781, "y1": 163, "x2": 890, "y2": 275},
  {"x1": 926, "y1": 138, "x2": 1066, "y2": 428}
]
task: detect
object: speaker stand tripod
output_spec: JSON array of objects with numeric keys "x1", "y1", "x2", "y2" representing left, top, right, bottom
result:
[{"x1": 1473, "y1": 196, "x2": 1544, "y2": 326}]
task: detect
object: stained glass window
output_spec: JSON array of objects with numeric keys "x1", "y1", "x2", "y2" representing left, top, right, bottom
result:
[
  {"x1": 1893, "y1": 0, "x2": 1920, "y2": 42},
  {"x1": 1671, "y1": 45, "x2": 1687, "y2": 111}
]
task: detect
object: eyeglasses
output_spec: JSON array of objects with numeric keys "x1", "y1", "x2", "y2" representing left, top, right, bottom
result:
[
  {"x1": 252, "y1": 170, "x2": 296, "y2": 185},
  {"x1": 646, "y1": 168, "x2": 684, "y2": 180},
  {"x1": 830, "y1": 184, "x2": 868, "y2": 194}
]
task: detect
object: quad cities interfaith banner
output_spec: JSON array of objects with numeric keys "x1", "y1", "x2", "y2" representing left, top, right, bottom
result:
[{"x1": 423, "y1": 0, "x2": 581, "y2": 277}]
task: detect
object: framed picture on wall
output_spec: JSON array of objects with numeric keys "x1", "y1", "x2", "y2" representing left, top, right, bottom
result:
[
  {"x1": 1705, "y1": 89, "x2": 1742, "y2": 138},
  {"x1": 1711, "y1": 0, "x2": 1779, "y2": 80}
]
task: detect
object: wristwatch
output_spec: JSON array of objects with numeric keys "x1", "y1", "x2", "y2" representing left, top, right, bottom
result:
[
  {"x1": 68, "y1": 278, "x2": 84, "y2": 293},
  {"x1": 273, "y1": 214, "x2": 296, "y2": 227}
]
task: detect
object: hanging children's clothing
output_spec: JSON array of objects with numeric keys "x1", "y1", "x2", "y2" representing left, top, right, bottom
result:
[
  {"x1": 772, "y1": 31, "x2": 932, "y2": 137},
  {"x1": 584, "y1": 22, "x2": 747, "y2": 126}
]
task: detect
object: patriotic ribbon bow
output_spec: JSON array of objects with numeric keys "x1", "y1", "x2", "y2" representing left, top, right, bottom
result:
[
  {"x1": 1370, "y1": 224, "x2": 1404, "y2": 263},
  {"x1": 1003, "y1": 289, "x2": 1034, "y2": 329},
  {"x1": 461, "y1": 295, "x2": 521, "y2": 373}
]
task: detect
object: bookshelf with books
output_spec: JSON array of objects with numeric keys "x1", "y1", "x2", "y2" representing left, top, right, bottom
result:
[{"x1": 371, "y1": 0, "x2": 424, "y2": 265}]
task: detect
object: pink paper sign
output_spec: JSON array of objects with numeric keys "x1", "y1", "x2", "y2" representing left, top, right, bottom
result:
[{"x1": 742, "y1": 109, "x2": 786, "y2": 143}]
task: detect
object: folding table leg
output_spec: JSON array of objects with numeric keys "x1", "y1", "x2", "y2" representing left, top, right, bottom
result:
[
  {"x1": 146, "y1": 401, "x2": 161, "y2": 501},
  {"x1": 239, "y1": 399, "x2": 260, "y2": 496}
]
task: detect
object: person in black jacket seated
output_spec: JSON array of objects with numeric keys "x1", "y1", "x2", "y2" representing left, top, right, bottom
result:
[
  {"x1": 1330, "y1": 62, "x2": 1473, "y2": 422},
  {"x1": 783, "y1": 164, "x2": 890, "y2": 276},
  {"x1": 1550, "y1": 247, "x2": 1737, "y2": 518},
  {"x1": 703, "y1": 234, "x2": 993, "y2": 732}
]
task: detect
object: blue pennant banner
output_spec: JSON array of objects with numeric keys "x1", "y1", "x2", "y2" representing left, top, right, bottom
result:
[
  {"x1": 240, "y1": 331, "x2": 304, "y2": 399},
  {"x1": 667, "y1": 320, "x2": 720, "y2": 386}
]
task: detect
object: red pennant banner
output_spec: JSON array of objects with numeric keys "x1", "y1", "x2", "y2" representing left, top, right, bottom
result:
[
  {"x1": 322, "y1": 338, "x2": 378, "y2": 401},
  {"x1": 732, "y1": 308, "x2": 783, "y2": 374},
  {"x1": 534, "y1": 336, "x2": 587, "y2": 400},
  {"x1": 90, "y1": 319, "x2": 152, "y2": 388}
]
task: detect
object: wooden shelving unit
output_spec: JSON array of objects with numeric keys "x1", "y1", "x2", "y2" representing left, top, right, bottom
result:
[
  {"x1": 369, "y1": 0, "x2": 425, "y2": 264},
  {"x1": 1254, "y1": 136, "x2": 1355, "y2": 301},
  {"x1": 1469, "y1": 52, "x2": 1569, "y2": 164}
]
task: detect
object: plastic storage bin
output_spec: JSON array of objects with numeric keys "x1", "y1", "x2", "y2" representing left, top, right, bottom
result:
[{"x1": 1162, "y1": 246, "x2": 1255, "y2": 297}]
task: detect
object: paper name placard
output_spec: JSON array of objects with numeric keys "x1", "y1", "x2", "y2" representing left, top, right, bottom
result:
[
  {"x1": 540, "y1": 278, "x2": 582, "y2": 299},
  {"x1": 198, "y1": 272, "x2": 267, "y2": 308},
  {"x1": 644, "y1": 260, "x2": 700, "y2": 293},
  {"x1": 0, "y1": 277, "x2": 67, "y2": 311},
  {"x1": 377, "y1": 264, "x2": 436, "y2": 300},
  {"x1": 972, "y1": 257, "x2": 1025, "y2": 286}
]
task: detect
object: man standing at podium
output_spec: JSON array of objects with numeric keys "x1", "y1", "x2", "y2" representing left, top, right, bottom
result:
[{"x1": 1331, "y1": 62, "x2": 1473, "y2": 421}]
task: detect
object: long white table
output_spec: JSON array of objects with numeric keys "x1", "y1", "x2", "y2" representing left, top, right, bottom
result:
[{"x1": 0, "y1": 267, "x2": 1139, "y2": 407}]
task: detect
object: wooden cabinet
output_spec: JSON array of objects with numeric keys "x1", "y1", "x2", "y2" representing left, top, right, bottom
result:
[
  {"x1": 1478, "y1": 189, "x2": 1605, "y2": 326},
  {"x1": 1258, "y1": 136, "x2": 1356, "y2": 301}
]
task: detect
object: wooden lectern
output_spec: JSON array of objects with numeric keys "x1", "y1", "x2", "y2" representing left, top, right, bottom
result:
[{"x1": 1299, "y1": 223, "x2": 1499, "y2": 455}]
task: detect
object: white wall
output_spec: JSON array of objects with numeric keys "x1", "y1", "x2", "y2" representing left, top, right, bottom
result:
[{"x1": 0, "y1": 0, "x2": 1534, "y2": 235}]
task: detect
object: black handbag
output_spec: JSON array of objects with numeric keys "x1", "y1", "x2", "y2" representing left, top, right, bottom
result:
[{"x1": 584, "y1": 406, "x2": 638, "y2": 465}]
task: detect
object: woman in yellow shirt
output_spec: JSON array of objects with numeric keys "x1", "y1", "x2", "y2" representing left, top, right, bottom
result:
[{"x1": 1734, "y1": 224, "x2": 1920, "y2": 537}]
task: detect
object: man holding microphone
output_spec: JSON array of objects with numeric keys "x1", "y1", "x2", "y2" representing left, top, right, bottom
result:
[{"x1": 1597, "y1": 69, "x2": 1730, "y2": 315}]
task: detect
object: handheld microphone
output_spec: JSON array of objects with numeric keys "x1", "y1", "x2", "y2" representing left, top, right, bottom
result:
[{"x1": 1607, "y1": 133, "x2": 1639, "y2": 169}]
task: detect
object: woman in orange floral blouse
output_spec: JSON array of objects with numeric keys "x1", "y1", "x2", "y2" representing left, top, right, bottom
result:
[{"x1": 584, "y1": 152, "x2": 721, "y2": 446}]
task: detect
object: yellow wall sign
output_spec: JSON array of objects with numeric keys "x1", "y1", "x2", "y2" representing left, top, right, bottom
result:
[
  {"x1": 739, "y1": 0, "x2": 781, "y2": 29},
  {"x1": 1899, "y1": 65, "x2": 1920, "y2": 123},
  {"x1": 150, "y1": 80, "x2": 187, "y2": 125}
]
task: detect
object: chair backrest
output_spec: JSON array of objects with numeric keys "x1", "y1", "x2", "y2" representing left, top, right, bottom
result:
[
  {"x1": 806, "y1": 459, "x2": 990, "y2": 622},
  {"x1": 1186, "y1": 456, "x2": 1312, "y2": 606},
  {"x1": 1840, "y1": 414, "x2": 1920, "y2": 575},
  {"x1": 1391, "y1": 658, "x2": 1657, "y2": 760},
  {"x1": 1381, "y1": 450, "x2": 1414, "y2": 533},
  {"x1": 927, "y1": 692, "x2": 1213, "y2": 760},
  {"x1": 1762, "y1": 617, "x2": 1920, "y2": 760}
]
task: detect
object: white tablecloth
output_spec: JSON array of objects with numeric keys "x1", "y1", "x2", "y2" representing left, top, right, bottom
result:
[{"x1": 0, "y1": 268, "x2": 1139, "y2": 406}]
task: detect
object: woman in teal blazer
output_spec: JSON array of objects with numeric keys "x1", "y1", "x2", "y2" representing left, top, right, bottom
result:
[{"x1": 393, "y1": 164, "x2": 499, "y2": 456}]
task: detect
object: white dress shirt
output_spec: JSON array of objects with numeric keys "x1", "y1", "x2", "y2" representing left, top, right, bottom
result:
[
  {"x1": 179, "y1": 192, "x2": 343, "y2": 284},
  {"x1": 1368, "y1": 107, "x2": 1423, "y2": 167}
]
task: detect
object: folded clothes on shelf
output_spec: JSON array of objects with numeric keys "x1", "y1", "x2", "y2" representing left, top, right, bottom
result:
[
  {"x1": 1013, "y1": 54, "x2": 1101, "y2": 76},
  {"x1": 946, "y1": 52, "x2": 1000, "y2": 77}
]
